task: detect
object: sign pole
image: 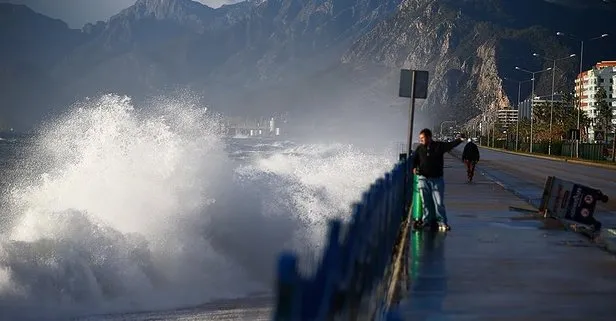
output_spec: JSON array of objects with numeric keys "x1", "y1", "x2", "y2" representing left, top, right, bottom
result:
[
  {"x1": 398, "y1": 69, "x2": 429, "y2": 221},
  {"x1": 407, "y1": 71, "x2": 417, "y2": 156},
  {"x1": 399, "y1": 69, "x2": 429, "y2": 156},
  {"x1": 398, "y1": 68, "x2": 429, "y2": 296}
]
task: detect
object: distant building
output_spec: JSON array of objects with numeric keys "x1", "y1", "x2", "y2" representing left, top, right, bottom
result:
[
  {"x1": 224, "y1": 115, "x2": 284, "y2": 137},
  {"x1": 269, "y1": 117, "x2": 275, "y2": 134},
  {"x1": 497, "y1": 108, "x2": 518, "y2": 128},
  {"x1": 517, "y1": 94, "x2": 565, "y2": 120},
  {"x1": 575, "y1": 61, "x2": 616, "y2": 141}
]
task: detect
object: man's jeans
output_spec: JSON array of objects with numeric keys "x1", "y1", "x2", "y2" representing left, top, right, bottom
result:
[
  {"x1": 417, "y1": 175, "x2": 448, "y2": 224},
  {"x1": 464, "y1": 160, "x2": 477, "y2": 181}
]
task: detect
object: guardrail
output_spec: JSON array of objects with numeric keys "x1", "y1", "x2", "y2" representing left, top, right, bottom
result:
[{"x1": 271, "y1": 154, "x2": 414, "y2": 321}]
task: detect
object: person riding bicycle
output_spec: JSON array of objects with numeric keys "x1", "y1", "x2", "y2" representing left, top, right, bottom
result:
[{"x1": 461, "y1": 139, "x2": 480, "y2": 182}]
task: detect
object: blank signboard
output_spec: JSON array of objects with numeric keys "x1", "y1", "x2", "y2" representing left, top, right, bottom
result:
[{"x1": 399, "y1": 69, "x2": 429, "y2": 99}]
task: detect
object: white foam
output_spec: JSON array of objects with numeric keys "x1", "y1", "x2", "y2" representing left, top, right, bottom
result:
[
  {"x1": 0, "y1": 94, "x2": 258, "y2": 318},
  {"x1": 0, "y1": 93, "x2": 396, "y2": 319}
]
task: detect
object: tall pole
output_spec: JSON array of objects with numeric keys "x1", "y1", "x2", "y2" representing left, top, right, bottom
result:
[
  {"x1": 407, "y1": 72, "x2": 416, "y2": 156},
  {"x1": 487, "y1": 119, "x2": 490, "y2": 147},
  {"x1": 505, "y1": 77, "x2": 532, "y2": 150},
  {"x1": 529, "y1": 53, "x2": 575, "y2": 154},
  {"x1": 479, "y1": 120, "x2": 483, "y2": 145},
  {"x1": 492, "y1": 121, "x2": 495, "y2": 147},
  {"x1": 612, "y1": 127, "x2": 616, "y2": 162},
  {"x1": 576, "y1": 40, "x2": 584, "y2": 156},
  {"x1": 516, "y1": 67, "x2": 552, "y2": 153},
  {"x1": 557, "y1": 32, "x2": 609, "y2": 155},
  {"x1": 516, "y1": 81, "x2": 521, "y2": 150},
  {"x1": 549, "y1": 59, "x2": 556, "y2": 155},
  {"x1": 530, "y1": 75, "x2": 535, "y2": 153}
]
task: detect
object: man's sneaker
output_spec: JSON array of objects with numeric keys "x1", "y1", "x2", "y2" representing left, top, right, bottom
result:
[
  {"x1": 439, "y1": 223, "x2": 451, "y2": 231},
  {"x1": 422, "y1": 220, "x2": 439, "y2": 231}
]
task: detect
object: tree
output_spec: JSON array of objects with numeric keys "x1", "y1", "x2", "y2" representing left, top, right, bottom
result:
[
  {"x1": 564, "y1": 91, "x2": 593, "y2": 141},
  {"x1": 552, "y1": 93, "x2": 591, "y2": 140},
  {"x1": 595, "y1": 87, "x2": 612, "y2": 143},
  {"x1": 525, "y1": 96, "x2": 591, "y2": 143},
  {"x1": 530, "y1": 101, "x2": 551, "y2": 141}
]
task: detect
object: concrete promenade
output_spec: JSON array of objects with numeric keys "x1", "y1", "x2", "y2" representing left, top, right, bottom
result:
[
  {"x1": 80, "y1": 150, "x2": 616, "y2": 321},
  {"x1": 399, "y1": 153, "x2": 616, "y2": 320}
]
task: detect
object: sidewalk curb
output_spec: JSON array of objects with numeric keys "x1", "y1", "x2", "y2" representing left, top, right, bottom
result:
[
  {"x1": 449, "y1": 150, "x2": 616, "y2": 256},
  {"x1": 600, "y1": 228, "x2": 616, "y2": 254},
  {"x1": 480, "y1": 146, "x2": 616, "y2": 171}
]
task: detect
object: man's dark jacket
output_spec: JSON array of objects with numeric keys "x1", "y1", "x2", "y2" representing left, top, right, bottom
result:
[
  {"x1": 462, "y1": 142, "x2": 480, "y2": 162},
  {"x1": 413, "y1": 139, "x2": 463, "y2": 178}
]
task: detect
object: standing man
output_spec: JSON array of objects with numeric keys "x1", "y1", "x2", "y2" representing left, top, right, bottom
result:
[
  {"x1": 461, "y1": 138, "x2": 480, "y2": 183},
  {"x1": 412, "y1": 128, "x2": 464, "y2": 231}
]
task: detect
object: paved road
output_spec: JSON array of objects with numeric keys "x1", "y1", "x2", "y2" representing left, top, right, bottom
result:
[
  {"x1": 474, "y1": 147, "x2": 616, "y2": 214},
  {"x1": 399, "y1": 155, "x2": 616, "y2": 320}
]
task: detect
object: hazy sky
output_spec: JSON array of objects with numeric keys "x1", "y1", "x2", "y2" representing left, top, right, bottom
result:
[{"x1": 0, "y1": 0, "x2": 244, "y2": 28}]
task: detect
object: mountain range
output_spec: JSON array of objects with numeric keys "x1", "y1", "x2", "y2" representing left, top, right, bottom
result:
[{"x1": 2, "y1": 0, "x2": 616, "y2": 135}]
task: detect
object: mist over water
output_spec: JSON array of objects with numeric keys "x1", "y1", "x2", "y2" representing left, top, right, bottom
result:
[
  {"x1": 0, "y1": 94, "x2": 396, "y2": 319},
  {"x1": 0, "y1": 94, "x2": 256, "y2": 319}
]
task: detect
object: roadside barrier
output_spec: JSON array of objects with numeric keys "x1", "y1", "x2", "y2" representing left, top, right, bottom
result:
[{"x1": 271, "y1": 154, "x2": 415, "y2": 321}]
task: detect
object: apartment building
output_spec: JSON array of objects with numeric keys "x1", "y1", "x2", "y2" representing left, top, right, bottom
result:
[
  {"x1": 517, "y1": 94, "x2": 564, "y2": 120},
  {"x1": 497, "y1": 108, "x2": 518, "y2": 128},
  {"x1": 575, "y1": 61, "x2": 616, "y2": 141}
]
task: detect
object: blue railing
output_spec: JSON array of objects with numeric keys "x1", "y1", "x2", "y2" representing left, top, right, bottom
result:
[{"x1": 271, "y1": 154, "x2": 414, "y2": 321}]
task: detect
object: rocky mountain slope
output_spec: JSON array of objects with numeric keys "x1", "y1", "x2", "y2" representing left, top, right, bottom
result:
[
  {"x1": 2, "y1": 0, "x2": 616, "y2": 131},
  {"x1": 0, "y1": 4, "x2": 84, "y2": 129}
]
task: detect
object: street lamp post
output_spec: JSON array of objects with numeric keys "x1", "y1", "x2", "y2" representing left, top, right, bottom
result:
[
  {"x1": 492, "y1": 121, "x2": 495, "y2": 147},
  {"x1": 533, "y1": 53, "x2": 576, "y2": 155},
  {"x1": 479, "y1": 121, "x2": 483, "y2": 145},
  {"x1": 504, "y1": 130, "x2": 508, "y2": 149},
  {"x1": 515, "y1": 66, "x2": 553, "y2": 153},
  {"x1": 557, "y1": 32, "x2": 609, "y2": 157},
  {"x1": 487, "y1": 120, "x2": 491, "y2": 146},
  {"x1": 504, "y1": 77, "x2": 534, "y2": 151},
  {"x1": 516, "y1": 82, "x2": 522, "y2": 151}
]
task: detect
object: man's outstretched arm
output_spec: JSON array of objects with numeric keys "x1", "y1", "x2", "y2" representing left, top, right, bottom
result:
[{"x1": 443, "y1": 136, "x2": 464, "y2": 152}]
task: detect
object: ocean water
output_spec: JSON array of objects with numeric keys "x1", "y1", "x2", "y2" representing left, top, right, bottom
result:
[{"x1": 0, "y1": 94, "x2": 397, "y2": 320}]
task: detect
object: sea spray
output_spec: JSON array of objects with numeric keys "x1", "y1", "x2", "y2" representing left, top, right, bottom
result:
[
  {"x1": 0, "y1": 94, "x2": 257, "y2": 318},
  {"x1": 0, "y1": 93, "x2": 396, "y2": 319}
]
